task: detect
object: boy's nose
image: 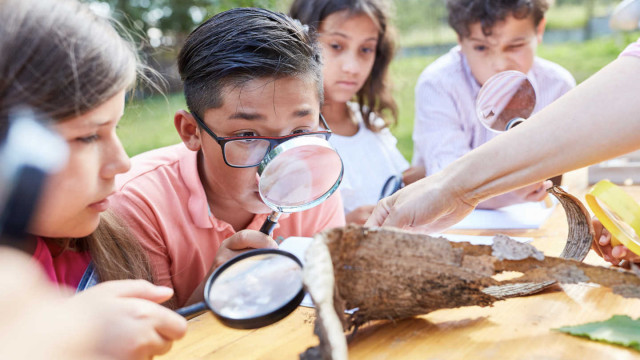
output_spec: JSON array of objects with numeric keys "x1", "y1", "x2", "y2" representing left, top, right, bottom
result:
[{"x1": 493, "y1": 56, "x2": 514, "y2": 73}]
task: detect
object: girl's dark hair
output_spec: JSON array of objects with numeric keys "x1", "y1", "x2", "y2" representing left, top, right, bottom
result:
[
  {"x1": 0, "y1": 0, "x2": 154, "y2": 283},
  {"x1": 290, "y1": 0, "x2": 398, "y2": 131},
  {"x1": 178, "y1": 7, "x2": 323, "y2": 118},
  {"x1": 447, "y1": 0, "x2": 549, "y2": 38}
]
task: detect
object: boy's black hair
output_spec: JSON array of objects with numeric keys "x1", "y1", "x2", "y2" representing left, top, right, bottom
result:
[
  {"x1": 178, "y1": 7, "x2": 323, "y2": 117},
  {"x1": 447, "y1": 0, "x2": 549, "y2": 38}
]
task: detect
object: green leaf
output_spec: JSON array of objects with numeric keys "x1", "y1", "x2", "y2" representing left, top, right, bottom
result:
[{"x1": 555, "y1": 315, "x2": 640, "y2": 351}]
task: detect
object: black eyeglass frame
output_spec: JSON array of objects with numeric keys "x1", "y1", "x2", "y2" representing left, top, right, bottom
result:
[{"x1": 191, "y1": 112, "x2": 332, "y2": 168}]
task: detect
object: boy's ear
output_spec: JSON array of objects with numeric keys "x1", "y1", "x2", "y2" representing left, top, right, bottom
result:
[
  {"x1": 174, "y1": 110, "x2": 202, "y2": 151},
  {"x1": 535, "y1": 17, "x2": 547, "y2": 43}
]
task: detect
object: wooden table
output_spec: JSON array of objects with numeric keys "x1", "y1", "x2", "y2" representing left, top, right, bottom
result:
[{"x1": 159, "y1": 172, "x2": 640, "y2": 360}]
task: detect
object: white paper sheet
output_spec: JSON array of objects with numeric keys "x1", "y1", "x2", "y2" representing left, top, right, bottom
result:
[
  {"x1": 278, "y1": 237, "x2": 315, "y2": 307},
  {"x1": 435, "y1": 233, "x2": 532, "y2": 245},
  {"x1": 450, "y1": 200, "x2": 557, "y2": 230}
]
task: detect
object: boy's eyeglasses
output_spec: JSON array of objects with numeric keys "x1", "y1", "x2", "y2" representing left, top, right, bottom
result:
[{"x1": 191, "y1": 112, "x2": 332, "y2": 168}]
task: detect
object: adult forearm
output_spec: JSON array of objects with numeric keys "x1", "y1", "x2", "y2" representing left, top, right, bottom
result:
[{"x1": 444, "y1": 56, "x2": 640, "y2": 205}]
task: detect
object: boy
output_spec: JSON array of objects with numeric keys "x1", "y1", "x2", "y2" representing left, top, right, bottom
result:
[
  {"x1": 412, "y1": 0, "x2": 575, "y2": 209},
  {"x1": 111, "y1": 8, "x2": 345, "y2": 308}
]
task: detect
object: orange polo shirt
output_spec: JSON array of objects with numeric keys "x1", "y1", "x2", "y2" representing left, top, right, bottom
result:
[{"x1": 112, "y1": 143, "x2": 345, "y2": 307}]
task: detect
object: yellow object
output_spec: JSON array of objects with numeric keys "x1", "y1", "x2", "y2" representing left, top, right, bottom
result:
[{"x1": 585, "y1": 180, "x2": 640, "y2": 255}]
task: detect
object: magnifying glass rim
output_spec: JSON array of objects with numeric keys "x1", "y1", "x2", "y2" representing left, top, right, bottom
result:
[
  {"x1": 257, "y1": 136, "x2": 344, "y2": 213},
  {"x1": 203, "y1": 248, "x2": 305, "y2": 329},
  {"x1": 475, "y1": 70, "x2": 536, "y2": 134}
]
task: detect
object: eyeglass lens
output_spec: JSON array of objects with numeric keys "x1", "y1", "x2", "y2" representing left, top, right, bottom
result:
[{"x1": 224, "y1": 133, "x2": 328, "y2": 167}]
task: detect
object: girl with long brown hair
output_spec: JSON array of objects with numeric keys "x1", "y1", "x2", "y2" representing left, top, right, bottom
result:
[
  {"x1": 290, "y1": 0, "x2": 425, "y2": 225},
  {"x1": 0, "y1": 0, "x2": 186, "y2": 357}
]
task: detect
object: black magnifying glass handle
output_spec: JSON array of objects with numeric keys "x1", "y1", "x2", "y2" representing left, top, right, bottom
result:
[
  {"x1": 176, "y1": 301, "x2": 207, "y2": 317},
  {"x1": 259, "y1": 211, "x2": 281, "y2": 235}
]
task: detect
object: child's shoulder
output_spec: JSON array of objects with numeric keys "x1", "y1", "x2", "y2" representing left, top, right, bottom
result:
[
  {"x1": 116, "y1": 143, "x2": 191, "y2": 190},
  {"x1": 531, "y1": 56, "x2": 576, "y2": 86}
]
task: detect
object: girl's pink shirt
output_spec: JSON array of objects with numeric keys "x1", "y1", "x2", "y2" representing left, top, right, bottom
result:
[
  {"x1": 621, "y1": 38, "x2": 640, "y2": 58},
  {"x1": 32, "y1": 237, "x2": 91, "y2": 289}
]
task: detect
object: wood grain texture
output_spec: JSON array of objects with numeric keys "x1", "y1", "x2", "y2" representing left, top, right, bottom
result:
[{"x1": 158, "y1": 179, "x2": 640, "y2": 360}]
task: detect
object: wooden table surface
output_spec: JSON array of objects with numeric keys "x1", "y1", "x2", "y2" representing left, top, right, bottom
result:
[{"x1": 159, "y1": 172, "x2": 640, "y2": 359}]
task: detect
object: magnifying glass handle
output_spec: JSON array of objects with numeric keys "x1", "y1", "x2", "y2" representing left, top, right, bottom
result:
[
  {"x1": 176, "y1": 301, "x2": 207, "y2": 318},
  {"x1": 260, "y1": 211, "x2": 281, "y2": 235},
  {"x1": 505, "y1": 117, "x2": 525, "y2": 130}
]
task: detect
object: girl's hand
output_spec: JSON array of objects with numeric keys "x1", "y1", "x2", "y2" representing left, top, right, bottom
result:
[
  {"x1": 591, "y1": 217, "x2": 640, "y2": 265},
  {"x1": 213, "y1": 230, "x2": 277, "y2": 269},
  {"x1": 346, "y1": 205, "x2": 376, "y2": 225},
  {"x1": 71, "y1": 280, "x2": 187, "y2": 360}
]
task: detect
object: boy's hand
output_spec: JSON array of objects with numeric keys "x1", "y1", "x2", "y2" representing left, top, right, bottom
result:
[
  {"x1": 520, "y1": 181, "x2": 552, "y2": 202},
  {"x1": 402, "y1": 166, "x2": 426, "y2": 186},
  {"x1": 346, "y1": 205, "x2": 376, "y2": 225},
  {"x1": 213, "y1": 230, "x2": 278, "y2": 269},
  {"x1": 591, "y1": 217, "x2": 640, "y2": 265},
  {"x1": 477, "y1": 180, "x2": 552, "y2": 209}
]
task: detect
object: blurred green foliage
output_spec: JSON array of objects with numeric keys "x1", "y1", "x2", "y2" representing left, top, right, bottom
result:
[
  {"x1": 87, "y1": 0, "x2": 292, "y2": 35},
  {"x1": 118, "y1": 33, "x2": 639, "y2": 161},
  {"x1": 90, "y1": 0, "x2": 618, "y2": 48}
]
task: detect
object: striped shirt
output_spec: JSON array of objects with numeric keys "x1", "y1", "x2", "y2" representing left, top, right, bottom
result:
[{"x1": 412, "y1": 46, "x2": 576, "y2": 175}]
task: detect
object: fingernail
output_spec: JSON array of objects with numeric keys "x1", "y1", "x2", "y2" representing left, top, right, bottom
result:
[
  {"x1": 618, "y1": 248, "x2": 627, "y2": 258},
  {"x1": 599, "y1": 236, "x2": 607, "y2": 245},
  {"x1": 156, "y1": 286, "x2": 174, "y2": 295}
]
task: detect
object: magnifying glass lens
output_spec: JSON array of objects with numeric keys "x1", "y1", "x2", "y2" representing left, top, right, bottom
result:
[
  {"x1": 209, "y1": 253, "x2": 303, "y2": 319},
  {"x1": 596, "y1": 197, "x2": 640, "y2": 245},
  {"x1": 475, "y1": 71, "x2": 536, "y2": 133},
  {"x1": 259, "y1": 144, "x2": 342, "y2": 209}
]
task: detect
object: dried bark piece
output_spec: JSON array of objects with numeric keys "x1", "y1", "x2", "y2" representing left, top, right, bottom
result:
[
  {"x1": 302, "y1": 233, "x2": 348, "y2": 360},
  {"x1": 302, "y1": 225, "x2": 640, "y2": 359},
  {"x1": 548, "y1": 186, "x2": 595, "y2": 261}
]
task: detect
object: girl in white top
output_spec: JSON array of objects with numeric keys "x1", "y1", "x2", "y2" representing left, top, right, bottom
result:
[{"x1": 290, "y1": 0, "x2": 424, "y2": 224}]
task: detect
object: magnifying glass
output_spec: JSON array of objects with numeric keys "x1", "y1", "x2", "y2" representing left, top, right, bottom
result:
[
  {"x1": 476, "y1": 70, "x2": 536, "y2": 132},
  {"x1": 257, "y1": 136, "x2": 343, "y2": 235},
  {"x1": 379, "y1": 174, "x2": 403, "y2": 200},
  {"x1": 175, "y1": 249, "x2": 305, "y2": 328},
  {"x1": 586, "y1": 180, "x2": 640, "y2": 256}
]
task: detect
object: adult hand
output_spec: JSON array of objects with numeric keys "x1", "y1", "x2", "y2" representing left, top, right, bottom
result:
[
  {"x1": 591, "y1": 217, "x2": 640, "y2": 265},
  {"x1": 70, "y1": 280, "x2": 187, "y2": 360},
  {"x1": 365, "y1": 173, "x2": 476, "y2": 233},
  {"x1": 213, "y1": 229, "x2": 278, "y2": 269},
  {"x1": 346, "y1": 205, "x2": 376, "y2": 225}
]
